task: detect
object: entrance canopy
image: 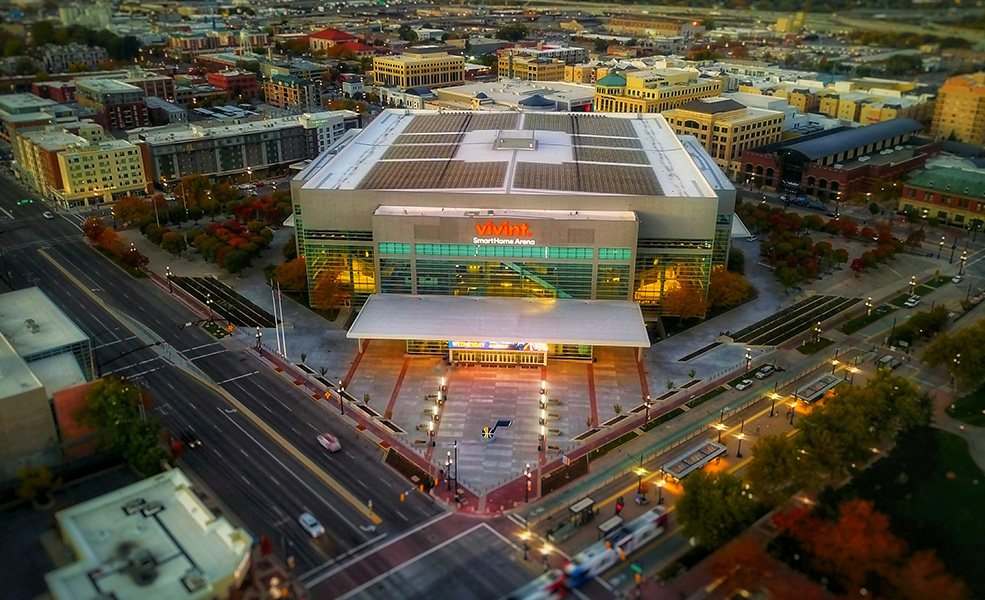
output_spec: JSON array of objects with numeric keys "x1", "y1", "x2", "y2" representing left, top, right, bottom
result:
[{"x1": 347, "y1": 295, "x2": 650, "y2": 348}]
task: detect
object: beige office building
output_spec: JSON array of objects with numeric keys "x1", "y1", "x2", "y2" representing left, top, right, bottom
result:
[
  {"x1": 373, "y1": 51, "x2": 465, "y2": 90},
  {"x1": 663, "y1": 97, "x2": 784, "y2": 174},
  {"x1": 498, "y1": 55, "x2": 566, "y2": 82},
  {"x1": 594, "y1": 69, "x2": 723, "y2": 113}
]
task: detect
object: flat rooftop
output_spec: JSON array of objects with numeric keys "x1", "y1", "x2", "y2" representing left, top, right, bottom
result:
[
  {"x1": 75, "y1": 78, "x2": 143, "y2": 93},
  {"x1": 0, "y1": 334, "x2": 44, "y2": 399},
  {"x1": 0, "y1": 288, "x2": 89, "y2": 359},
  {"x1": 0, "y1": 93, "x2": 57, "y2": 113},
  {"x1": 348, "y1": 295, "x2": 650, "y2": 348},
  {"x1": 375, "y1": 206, "x2": 638, "y2": 221},
  {"x1": 301, "y1": 109, "x2": 717, "y2": 198},
  {"x1": 46, "y1": 469, "x2": 252, "y2": 600},
  {"x1": 22, "y1": 129, "x2": 87, "y2": 151},
  {"x1": 436, "y1": 80, "x2": 594, "y2": 108},
  {"x1": 131, "y1": 116, "x2": 301, "y2": 144}
]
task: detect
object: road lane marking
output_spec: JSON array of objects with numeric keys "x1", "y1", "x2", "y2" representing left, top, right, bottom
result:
[
  {"x1": 217, "y1": 371, "x2": 259, "y2": 384},
  {"x1": 219, "y1": 407, "x2": 368, "y2": 533},
  {"x1": 302, "y1": 511, "x2": 451, "y2": 584},
  {"x1": 334, "y1": 524, "x2": 485, "y2": 600},
  {"x1": 189, "y1": 349, "x2": 229, "y2": 361},
  {"x1": 395, "y1": 510, "x2": 408, "y2": 522},
  {"x1": 479, "y1": 522, "x2": 521, "y2": 552}
]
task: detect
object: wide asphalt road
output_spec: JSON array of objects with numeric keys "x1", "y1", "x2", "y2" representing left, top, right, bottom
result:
[{"x1": 0, "y1": 177, "x2": 444, "y2": 577}]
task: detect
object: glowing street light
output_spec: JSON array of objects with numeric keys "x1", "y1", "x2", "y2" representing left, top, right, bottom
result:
[
  {"x1": 938, "y1": 235, "x2": 945, "y2": 260},
  {"x1": 770, "y1": 392, "x2": 779, "y2": 417},
  {"x1": 714, "y1": 422, "x2": 727, "y2": 444},
  {"x1": 644, "y1": 394, "x2": 652, "y2": 423},
  {"x1": 789, "y1": 400, "x2": 798, "y2": 426},
  {"x1": 735, "y1": 432, "x2": 746, "y2": 458},
  {"x1": 745, "y1": 347, "x2": 752, "y2": 371},
  {"x1": 865, "y1": 297, "x2": 873, "y2": 316},
  {"x1": 831, "y1": 358, "x2": 839, "y2": 374},
  {"x1": 657, "y1": 479, "x2": 665, "y2": 505},
  {"x1": 960, "y1": 251, "x2": 968, "y2": 276},
  {"x1": 909, "y1": 275, "x2": 917, "y2": 294},
  {"x1": 524, "y1": 462, "x2": 531, "y2": 502}
]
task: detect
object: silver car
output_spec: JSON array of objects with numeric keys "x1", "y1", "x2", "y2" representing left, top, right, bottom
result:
[{"x1": 298, "y1": 512, "x2": 325, "y2": 538}]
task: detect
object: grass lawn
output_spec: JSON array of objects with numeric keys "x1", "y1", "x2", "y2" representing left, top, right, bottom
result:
[
  {"x1": 641, "y1": 407, "x2": 686, "y2": 432},
  {"x1": 889, "y1": 294, "x2": 910, "y2": 307},
  {"x1": 839, "y1": 305, "x2": 895, "y2": 335},
  {"x1": 842, "y1": 427, "x2": 985, "y2": 598},
  {"x1": 924, "y1": 275, "x2": 950, "y2": 289},
  {"x1": 912, "y1": 284, "x2": 933, "y2": 296},
  {"x1": 686, "y1": 386, "x2": 726, "y2": 409},
  {"x1": 796, "y1": 337, "x2": 834, "y2": 355},
  {"x1": 946, "y1": 386, "x2": 985, "y2": 427},
  {"x1": 588, "y1": 431, "x2": 638, "y2": 462},
  {"x1": 727, "y1": 373, "x2": 756, "y2": 387}
]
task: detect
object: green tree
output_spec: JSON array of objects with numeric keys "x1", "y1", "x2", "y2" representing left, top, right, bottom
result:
[
  {"x1": 922, "y1": 318, "x2": 985, "y2": 388},
  {"x1": 496, "y1": 23, "x2": 529, "y2": 42},
  {"x1": 16, "y1": 465, "x2": 61, "y2": 504},
  {"x1": 283, "y1": 233, "x2": 298, "y2": 261},
  {"x1": 745, "y1": 434, "x2": 803, "y2": 505},
  {"x1": 30, "y1": 21, "x2": 56, "y2": 45},
  {"x1": 161, "y1": 231, "x2": 187, "y2": 256},
  {"x1": 676, "y1": 471, "x2": 758, "y2": 548},
  {"x1": 594, "y1": 38, "x2": 610, "y2": 53}
]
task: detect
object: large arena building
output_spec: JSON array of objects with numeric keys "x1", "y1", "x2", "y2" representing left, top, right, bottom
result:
[{"x1": 291, "y1": 109, "x2": 734, "y2": 363}]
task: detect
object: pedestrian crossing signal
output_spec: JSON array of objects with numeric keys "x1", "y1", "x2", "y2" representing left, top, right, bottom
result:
[
  {"x1": 635, "y1": 572, "x2": 642, "y2": 585},
  {"x1": 400, "y1": 493, "x2": 405, "y2": 502},
  {"x1": 227, "y1": 324, "x2": 234, "y2": 332}
]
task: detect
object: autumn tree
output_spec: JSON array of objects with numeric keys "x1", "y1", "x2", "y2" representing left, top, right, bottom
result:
[
  {"x1": 708, "y1": 266, "x2": 754, "y2": 312},
  {"x1": 161, "y1": 231, "x2": 187, "y2": 256},
  {"x1": 676, "y1": 471, "x2": 759, "y2": 549},
  {"x1": 274, "y1": 257, "x2": 308, "y2": 291},
  {"x1": 708, "y1": 539, "x2": 772, "y2": 593},
  {"x1": 82, "y1": 216, "x2": 106, "y2": 242},
  {"x1": 661, "y1": 283, "x2": 710, "y2": 320},
  {"x1": 113, "y1": 194, "x2": 151, "y2": 223},
  {"x1": 311, "y1": 267, "x2": 349, "y2": 309},
  {"x1": 906, "y1": 230, "x2": 926, "y2": 247}
]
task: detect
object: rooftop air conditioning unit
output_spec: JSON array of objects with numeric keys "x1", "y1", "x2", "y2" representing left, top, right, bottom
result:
[{"x1": 24, "y1": 319, "x2": 39, "y2": 333}]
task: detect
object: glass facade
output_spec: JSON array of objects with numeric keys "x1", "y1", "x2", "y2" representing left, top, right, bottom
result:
[
  {"x1": 633, "y1": 238, "x2": 713, "y2": 319},
  {"x1": 713, "y1": 214, "x2": 732, "y2": 267},
  {"x1": 303, "y1": 234, "x2": 376, "y2": 308},
  {"x1": 416, "y1": 259, "x2": 595, "y2": 299}
]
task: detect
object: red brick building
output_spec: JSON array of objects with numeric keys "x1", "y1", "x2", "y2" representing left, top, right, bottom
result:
[
  {"x1": 32, "y1": 81, "x2": 77, "y2": 102},
  {"x1": 739, "y1": 119, "x2": 938, "y2": 200},
  {"x1": 309, "y1": 28, "x2": 357, "y2": 53},
  {"x1": 206, "y1": 69, "x2": 260, "y2": 98}
]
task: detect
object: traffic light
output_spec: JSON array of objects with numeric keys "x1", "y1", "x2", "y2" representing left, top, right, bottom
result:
[
  {"x1": 227, "y1": 324, "x2": 234, "y2": 332},
  {"x1": 400, "y1": 493, "x2": 405, "y2": 502},
  {"x1": 615, "y1": 496, "x2": 623, "y2": 515}
]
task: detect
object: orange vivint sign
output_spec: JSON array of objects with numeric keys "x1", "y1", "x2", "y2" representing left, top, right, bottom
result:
[{"x1": 474, "y1": 220, "x2": 532, "y2": 237}]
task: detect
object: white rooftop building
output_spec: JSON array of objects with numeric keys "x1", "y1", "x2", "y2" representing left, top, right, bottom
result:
[{"x1": 46, "y1": 469, "x2": 253, "y2": 600}]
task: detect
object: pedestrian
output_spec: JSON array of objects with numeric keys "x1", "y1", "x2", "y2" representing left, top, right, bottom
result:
[{"x1": 756, "y1": 424, "x2": 761, "y2": 436}]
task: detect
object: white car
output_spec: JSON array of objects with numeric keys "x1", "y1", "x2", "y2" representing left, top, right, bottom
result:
[
  {"x1": 755, "y1": 365, "x2": 776, "y2": 379},
  {"x1": 298, "y1": 512, "x2": 325, "y2": 538},
  {"x1": 317, "y1": 433, "x2": 341, "y2": 452},
  {"x1": 903, "y1": 295, "x2": 921, "y2": 308},
  {"x1": 952, "y1": 274, "x2": 963, "y2": 284},
  {"x1": 735, "y1": 379, "x2": 753, "y2": 391},
  {"x1": 42, "y1": 211, "x2": 54, "y2": 220}
]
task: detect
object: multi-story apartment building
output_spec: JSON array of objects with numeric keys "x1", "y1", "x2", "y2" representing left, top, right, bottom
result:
[
  {"x1": 898, "y1": 167, "x2": 985, "y2": 228},
  {"x1": 309, "y1": 28, "x2": 357, "y2": 53},
  {"x1": 663, "y1": 97, "x2": 784, "y2": 175},
  {"x1": 207, "y1": 69, "x2": 260, "y2": 98},
  {"x1": 40, "y1": 43, "x2": 109, "y2": 73},
  {"x1": 263, "y1": 74, "x2": 319, "y2": 111},
  {"x1": 931, "y1": 72, "x2": 985, "y2": 146},
  {"x1": 298, "y1": 110, "x2": 361, "y2": 156},
  {"x1": 119, "y1": 70, "x2": 175, "y2": 102},
  {"x1": 593, "y1": 69, "x2": 723, "y2": 113},
  {"x1": 373, "y1": 51, "x2": 465, "y2": 90},
  {"x1": 166, "y1": 33, "x2": 221, "y2": 60},
  {"x1": 0, "y1": 92, "x2": 59, "y2": 142},
  {"x1": 146, "y1": 96, "x2": 188, "y2": 125},
  {"x1": 13, "y1": 123, "x2": 148, "y2": 208},
  {"x1": 505, "y1": 44, "x2": 589, "y2": 65},
  {"x1": 130, "y1": 114, "x2": 360, "y2": 182},
  {"x1": 75, "y1": 78, "x2": 150, "y2": 130},
  {"x1": 498, "y1": 55, "x2": 566, "y2": 81}
]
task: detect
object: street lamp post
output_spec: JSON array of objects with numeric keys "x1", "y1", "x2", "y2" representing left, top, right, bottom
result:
[
  {"x1": 643, "y1": 394, "x2": 652, "y2": 424},
  {"x1": 635, "y1": 459, "x2": 646, "y2": 496},
  {"x1": 338, "y1": 380, "x2": 345, "y2": 415},
  {"x1": 735, "y1": 432, "x2": 746, "y2": 459},
  {"x1": 938, "y1": 236, "x2": 945, "y2": 260},
  {"x1": 254, "y1": 326, "x2": 261, "y2": 350},
  {"x1": 952, "y1": 353, "x2": 961, "y2": 387},
  {"x1": 814, "y1": 321, "x2": 822, "y2": 344},
  {"x1": 831, "y1": 358, "x2": 839, "y2": 374},
  {"x1": 960, "y1": 251, "x2": 967, "y2": 276},
  {"x1": 865, "y1": 297, "x2": 873, "y2": 316},
  {"x1": 745, "y1": 347, "x2": 752, "y2": 371},
  {"x1": 657, "y1": 480, "x2": 665, "y2": 505},
  {"x1": 447, "y1": 451, "x2": 454, "y2": 491},
  {"x1": 909, "y1": 276, "x2": 917, "y2": 295},
  {"x1": 770, "y1": 392, "x2": 778, "y2": 418},
  {"x1": 849, "y1": 366, "x2": 858, "y2": 385},
  {"x1": 714, "y1": 422, "x2": 727, "y2": 444},
  {"x1": 950, "y1": 240, "x2": 957, "y2": 264},
  {"x1": 524, "y1": 462, "x2": 531, "y2": 502},
  {"x1": 165, "y1": 265, "x2": 173, "y2": 293},
  {"x1": 206, "y1": 292, "x2": 213, "y2": 322},
  {"x1": 789, "y1": 400, "x2": 797, "y2": 426}
]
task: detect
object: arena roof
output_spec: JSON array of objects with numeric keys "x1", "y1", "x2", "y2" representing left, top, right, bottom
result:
[
  {"x1": 301, "y1": 109, "x2": 716, "y2": 199},
  {"x1": 348, "y1": 295, "x2": 651, "y2": 348},
  {"x1": 781, "y1": 118, "x2": 922, "y2": 162}
]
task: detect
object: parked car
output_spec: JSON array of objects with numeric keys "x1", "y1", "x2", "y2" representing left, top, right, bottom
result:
[
  {"x1": 298, "y1": 512, "x2": 325, "y2": 538},
  {"x1": 952, "y1": 274, "x2": 963, "y2": 284},
  {"x1": 746, "y1": 234, "x2": 759, "y2": 242},
  {"x1": 755, "y1": 365, "x2": 776, "y2": 379},
  {"x1": 735, "y1": 379, "x2": 753, "y2": 390},
  {"x1": 42, "y1": 211, "x2": 54, "y2": 220},
  {"x1": 903, "y1": 295, "x2": 921, "y2": 308},
  {"x1": 317, "y1": 433, "x2": 341, "y2": 452}
]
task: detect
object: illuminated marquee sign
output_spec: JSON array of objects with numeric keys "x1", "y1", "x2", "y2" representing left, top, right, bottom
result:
[
  {"x1": 449, "y1": 341, "x2": 549, "y2": 352},
  {"x1": 473, "y1": 220, "x2": 536, "y2": 246}
]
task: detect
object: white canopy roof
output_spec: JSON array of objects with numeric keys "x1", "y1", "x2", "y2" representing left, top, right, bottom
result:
[{"x1": 347, "y1": 295, "x2": 651, "y2": 348}]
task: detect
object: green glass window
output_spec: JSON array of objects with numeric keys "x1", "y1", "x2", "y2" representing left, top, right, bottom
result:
[
  {"x1": 414, "y1": 260, "x2": 593, "y2": 299},
  {"x1": 599, "y1": 248, "x2": 632, "y2": 261},
  {"x1": 379, "y1": 242, "x2": 410, "y2": 255},
  {"x1": 415, "y1": 244, "x2": 593, "y2": 259}
]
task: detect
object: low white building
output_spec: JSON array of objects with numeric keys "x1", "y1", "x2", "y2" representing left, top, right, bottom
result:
[{"x1": 46, "y1": 469, "x2": 253, "y2": 600}]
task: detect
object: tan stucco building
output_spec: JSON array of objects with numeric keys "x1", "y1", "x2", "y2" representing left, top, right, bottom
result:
[{"x1": 373, "y1": 51, "x2": 465, "y2": 91}]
